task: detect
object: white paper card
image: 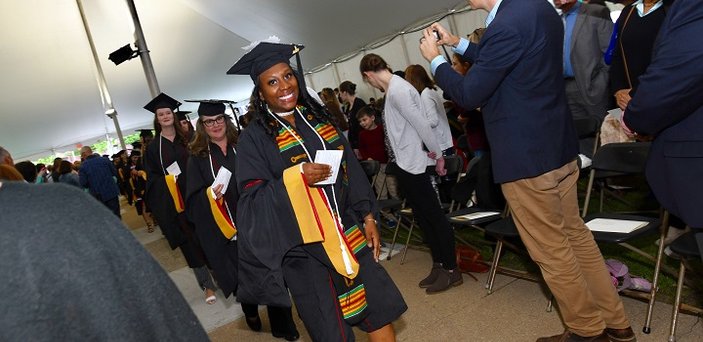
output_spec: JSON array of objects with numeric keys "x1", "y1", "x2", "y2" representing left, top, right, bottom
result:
[
  {"x1": 211, "y1": 167, "x2": 232, "y2": 200},
  {"x1": 166, "y1": 162, "x2": 181, "y2": 177},
  {"x1": 453, "y1": 211, "x2": 501, "y2": 221},
  {"x1": 586, "y1": 218, "x2": 648, "y2": 234},
  {"x1": 314, "y1": 150, "x2": 344, "y2": 185},
  {"x1": 607, "y1": 107, "x2": 623, "y2": 120}
]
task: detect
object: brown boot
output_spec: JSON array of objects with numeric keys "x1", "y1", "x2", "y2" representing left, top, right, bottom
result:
[
  {"x1": 425, "y1": 267, "x2": 463, "y2": 294},
  {"x1": 536, "y1": 330, "x2": 609, "y2": 342},
  {"x1": 605, "y1": 327, "x2": 637, "y2": 342},
  {"x1": 418, "y1": 263, "x2": 442, "y2": 288}
]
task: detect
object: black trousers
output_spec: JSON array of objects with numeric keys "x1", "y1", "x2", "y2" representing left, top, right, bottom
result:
[
  {"x1": 394, "y1": 166, "x2": 456, "y2": 269},
  {"x1": 241, "y1": 303, "x2": 297, "y2": 336},
  {"x1": 103, "y1": 196, "x2": 121, "y2": 219}
]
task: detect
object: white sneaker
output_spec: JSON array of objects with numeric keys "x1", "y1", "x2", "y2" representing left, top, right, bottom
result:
[{"x1": 655, "y1": 226, "x2": 690, "y2": 246}]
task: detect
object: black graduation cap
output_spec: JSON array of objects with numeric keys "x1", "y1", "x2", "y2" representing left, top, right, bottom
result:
[
  {"x1": 131, "y1": 141, "x2": 143, "y2": 149},
  {"x1": 226, "y1": 42, "x2": 304, "y2": 82},
  {"x1": 136, "y1": 129, "x2": 154, "y2": 138},
  {"x1": 176, "y1": 110, "x2": 192, "y2": 121},
  {"x1": 185, "y1": 99, "x2": 234, "y2": 117},
  {"x1": 130, "y1": 150, "x2": 141, "y2": 157},
  {"x1": 143, "y1": 93, "x2": 181, "y2": 113}
]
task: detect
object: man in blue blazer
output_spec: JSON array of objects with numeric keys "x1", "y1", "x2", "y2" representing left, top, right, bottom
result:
[
  {"x1": 420, "y1": 0, "x2": 634, "y2": 341},
  {"x1": 623, "y1": 0, "x2": 703, "y2": 262}
]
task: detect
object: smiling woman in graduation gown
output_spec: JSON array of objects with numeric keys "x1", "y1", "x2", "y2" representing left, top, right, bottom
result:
[
  {"x1": 143, "y1": 93, "x2": 217, "y2": 303},
  {"x1": 229, "y1": 42, "x2": 406, "y2": 342},
  {"x1": 185, "y1": 101, "x2": 298, "y2": 340}
]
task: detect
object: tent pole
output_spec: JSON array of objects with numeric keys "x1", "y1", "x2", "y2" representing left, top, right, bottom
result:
[
  {"x1": 75, "y1": 0, "x2": 126, "y2": 150},
  {"x1": 126, "y1": 0, "x2": 161, "y2": 98}
]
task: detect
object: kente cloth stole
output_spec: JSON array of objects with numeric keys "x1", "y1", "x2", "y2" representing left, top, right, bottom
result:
[
  {"x1": 277, "y1": 107, "x2": 369, "y2": 323},
  {"x1": 164, "y1": 174, "x2": 185, "y2": 213},
  {"x1": 205, "y1": 153, "x2": 236, "y2": 239}
]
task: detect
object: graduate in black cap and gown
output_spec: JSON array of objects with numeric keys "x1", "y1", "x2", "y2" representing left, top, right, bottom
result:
[
  {"x1": 230, "y1": 41, "x2": 406, "y2": 342},
  {"x1": 143, "y1": 93, "x2": 218, "y2": 304},
  {"x1": 185, "y1": 100, "x2": 299, "y2": 340},
  {"x1": 177, "y1": 110, "x2": 195, "y2": 141}
]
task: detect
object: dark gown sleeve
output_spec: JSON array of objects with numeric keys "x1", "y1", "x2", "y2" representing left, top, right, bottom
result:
[
  {"x1": 185, "y1": 154, "x2": 240, "y2": 298},
  {"x1": 144, "y1": 138, "x2": 185, "y2": 249},
  {"x1": 235, "y1": 124, "x2": 304, "y2": 307}
]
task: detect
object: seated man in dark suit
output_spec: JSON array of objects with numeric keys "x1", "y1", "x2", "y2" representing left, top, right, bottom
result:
[
  {"x1": 419, "y1": 0, "x2": 634, "y2": 341},
  {"x1": 623, "y1": 0, "x2": 703, "y2": 262}
]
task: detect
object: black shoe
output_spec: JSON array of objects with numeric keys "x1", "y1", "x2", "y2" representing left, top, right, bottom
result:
[
  {"x1": 425, "y1": 267, "x2": 463, "y2": 294},
  {"x1": 418, "y1": 262, "x2": 443, "y2": 288},
  {"x1": 272, "y1": 330, "x2": 300, "y2": 341},
  {"x1": 245, "y1": 315, "x2": 262, "y2": 332}
]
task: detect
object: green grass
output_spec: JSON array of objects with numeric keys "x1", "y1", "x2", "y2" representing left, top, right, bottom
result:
[{"x1": 379, "y1": 175, "x2": 703, "y2": 312}]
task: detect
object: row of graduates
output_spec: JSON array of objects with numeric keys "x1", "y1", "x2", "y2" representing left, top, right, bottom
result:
[{"x1": 138, "y1": 41, "x2": 407, "y2": 342}]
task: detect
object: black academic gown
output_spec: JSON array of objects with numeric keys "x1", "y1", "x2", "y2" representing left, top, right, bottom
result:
[
  {"x1": 144, "y1": 135, "x2": 206, "y2": 269},
  {"x1": 185, "y1": 143, "x2": 240, "y2": 297},
  {"x1": 235, "y1": 111, "x2": 377, "y2": 307},
  {"x1": 145, "y1": 135, "x2": 188, "y2": 249}
]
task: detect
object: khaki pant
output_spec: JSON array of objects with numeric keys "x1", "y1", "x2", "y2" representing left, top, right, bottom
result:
[{"x1": 501, "y1": 160, "x2": 630, "y2": 336}]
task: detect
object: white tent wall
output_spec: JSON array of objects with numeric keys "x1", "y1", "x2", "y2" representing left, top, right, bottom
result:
[
  {"x1": 2, "y1": 1, "x2": 490, "y2": 160},
  {"x1": 304, "y1": 9, "x2": 488, "y2": 102}
]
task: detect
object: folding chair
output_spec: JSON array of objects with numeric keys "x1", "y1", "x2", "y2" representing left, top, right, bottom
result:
[
  {"x1": 393, "y1": 155, "x2": 463, "y2": 264},
  {"x1": 580, "y1": 142, "x2": 671, "y2": 334},
  {"x1": 666, "y1": 230, "x2": 703, "y2": 342},
  {"x1": 581, "y1": 142, "x2": 654, "y2": 216},
  {"x1": 573, "y1": 116, "x2": 601, "y2": 158},
  {"x1": 360, "y1": 160, "x2": 404, "y2": 259}
]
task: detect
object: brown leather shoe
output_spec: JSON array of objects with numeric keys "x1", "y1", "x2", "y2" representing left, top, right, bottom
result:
[
  {"x1": 605, "y1": 327, "x2": 637, "y2": 342},
  {"x1": 536, "y1": 330, "x2": 609, "y2": 342}
]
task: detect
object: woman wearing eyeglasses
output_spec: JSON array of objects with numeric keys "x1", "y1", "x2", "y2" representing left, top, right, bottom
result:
[{"x1": 185, "y1": 101, "x2": 299, "y2": 340}]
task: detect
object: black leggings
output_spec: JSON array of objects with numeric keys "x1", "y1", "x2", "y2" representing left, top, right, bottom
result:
[{"x1": 394, "y1": 166, "x2": 456, "y2": 269}]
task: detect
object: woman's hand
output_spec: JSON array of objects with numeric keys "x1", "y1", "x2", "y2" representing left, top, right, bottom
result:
[
  {"x1": 302, "y1": 162, "x2": 332, "y2": 185},
  {"x1": 363, "y1": 216, "x2": 381, "y2": 262},
  {"x1": 615, "y1": 88, "x2": 632, "y2": 111},
  {"x1": 212, "y1": 183, "x2": 224, "y2": 200},
  {"x1": 435, "y1": 156, "x2": 447, "y2": 176}
]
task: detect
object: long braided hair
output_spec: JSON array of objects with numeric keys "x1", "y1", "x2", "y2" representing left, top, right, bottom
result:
[{"x1": 249, "y1": 68, "x2": 337, "y2": 137}]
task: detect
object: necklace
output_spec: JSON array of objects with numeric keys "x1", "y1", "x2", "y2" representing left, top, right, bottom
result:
[{"x1": 274, "y1": 109, "x2": 295, "y2": 117}]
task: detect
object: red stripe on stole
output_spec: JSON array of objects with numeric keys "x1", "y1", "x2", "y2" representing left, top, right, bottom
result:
[
  {"x1": 302, "y1": 173, "x2": 326, "y2": 239},
  {"x1": 216, "y1": 199, "x2": 233, "y2": 226}
]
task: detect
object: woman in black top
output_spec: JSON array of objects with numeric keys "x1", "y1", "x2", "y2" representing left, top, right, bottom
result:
[{"x1": 610, "y1": 0, "x2": 673, "y2": 110}]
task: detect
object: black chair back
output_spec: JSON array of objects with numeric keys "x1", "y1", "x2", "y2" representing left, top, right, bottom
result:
[
  {"x1": 591, "y1": 142, "x2": 651, "y2": 174},
  {"x1": 359, "y1": 160, "x2": 381, "y2": 178},
  {"x1": 573, "y1": 116, "x2": 601, "y2": 139}
]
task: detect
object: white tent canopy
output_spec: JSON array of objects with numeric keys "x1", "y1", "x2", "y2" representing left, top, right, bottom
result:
[{"x1": 1, "y1": 0, "x2": 489, "y2": 160}]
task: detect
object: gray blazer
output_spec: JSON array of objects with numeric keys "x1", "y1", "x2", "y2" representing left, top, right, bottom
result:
[{"x1": 569, "y1": 3, "x2": 613, "y2": 108}]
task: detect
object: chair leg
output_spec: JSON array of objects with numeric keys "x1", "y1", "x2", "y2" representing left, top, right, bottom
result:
[
  {"x1": 386, "y1": 215, "x2": 402, "y2": 261},
  {"x1": 668, "y1": 260, "x2": 686, "y2": 342},
  {"x1": 644, "y1": 212, "x2": 669, "y2": 334},
  {"x1": 486, "y1": 240, "x2": 503, "y2": 294},
  {"x1": 400, "y1": 218, "x2": 415, "y2": 265}
]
